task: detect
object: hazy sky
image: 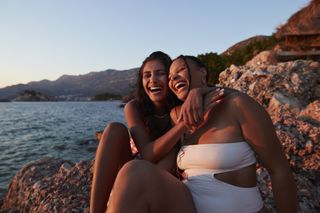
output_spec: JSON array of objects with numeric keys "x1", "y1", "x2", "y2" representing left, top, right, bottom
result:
[{"x1": 0, "y1": 0, "x2": 310, "y2": 88}]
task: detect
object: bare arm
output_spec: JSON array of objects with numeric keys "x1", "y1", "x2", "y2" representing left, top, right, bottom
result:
[
  {"x1": 124, "y1": 86, "x2": 232, "y2": 164},
  {"x1": 179, "y1": 86, "x2": 237, "y2": 130},
  {"x1": 124, "y1": 100, "x2": 187, "y2": 163},
  {"x1": 178, "y1": 87, "x2": 212, "y2": 125},
  {"x1": 232, "y1": 93, "x2": 297, "y2": 213}
]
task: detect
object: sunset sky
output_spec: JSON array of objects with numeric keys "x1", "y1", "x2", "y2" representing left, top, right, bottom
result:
[{"x1": 0, "y1": 0, "x2": 310, "y2": 88}]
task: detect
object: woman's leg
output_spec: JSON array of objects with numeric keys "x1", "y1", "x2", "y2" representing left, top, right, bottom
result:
[
  {"x1": 90, "y1": 122, "x2": 133, "y2": 213},
  {"x1": 107, "y1": 160, "x2": 197, "y2": 213}
]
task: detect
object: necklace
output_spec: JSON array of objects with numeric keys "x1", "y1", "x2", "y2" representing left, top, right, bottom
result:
[
  {"x1": 151, "y1": 113, "x2": 169, "y2": 119},
  {"x1": 147, "y1": 113, "x2": 171, "y2": 139}
]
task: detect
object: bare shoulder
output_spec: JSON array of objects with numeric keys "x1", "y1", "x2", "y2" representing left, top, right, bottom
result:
[
  {"x1": 212, "y1": 86, "x2": 247, "y2": 104},
  {"x1": 124, "y1": 99, "x2": 139, "y2": 115},
  {"x1": 225, "y1": 92, "x2": 273, "y2": 127},
  {"x1": 124, "y1": 99, "x2": 145, "y2": 127},
  {"x1": 225, "y1": 91, "x2": 258, "y2": 108},
  {"x1": 124, "y1": 99, "x2": 138, "y2": 110},
  {"x1": 218, "y1": 86, "x2": 241, "y2": 95}
]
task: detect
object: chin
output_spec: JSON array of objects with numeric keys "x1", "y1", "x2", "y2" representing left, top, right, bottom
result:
[
  {"x1": 177, "y1": 93, "x2": 187, "y2": 101},
  {"x1": 150, "y1": 96, "x2": 166, "y2": 103}
]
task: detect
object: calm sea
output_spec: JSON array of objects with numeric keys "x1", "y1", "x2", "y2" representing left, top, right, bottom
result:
[{"x1": 0, "y1": 101, "x2": 125, "y2": 198}]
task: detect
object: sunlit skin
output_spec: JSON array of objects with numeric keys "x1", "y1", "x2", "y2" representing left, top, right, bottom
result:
[
  {"x1": 103, "y1": 56, "x2": 297, "y2": 213},
  {"x1": 105, "y1": 54, "x2": 201, "y2": 212},
  {"x1": 94, "y1": 53, "x2": 225, "y2": 213},
  {"x1": 169, "y1": 58, "x2": 206, "y2": 101},
  {"x1": 168, "y1": 57, "x2": 297, "y2": 213},
  {"x1": 90, "y1": 55, "x2": 180, "y2": 213},
  {"x1": 142, "y1": 60, "x2": 169, "y2": 110},
  {"x1": 131, "y1": 59, "x2": 180, "y2": 172},
  {"x1": 106, "y1": 58, "x2": 227, "y2": 213},
  {"x1": 169, "y1": 58, "x2": 257, "y2": 188}
]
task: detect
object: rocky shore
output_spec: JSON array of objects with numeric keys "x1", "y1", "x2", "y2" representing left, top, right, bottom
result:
[
  {"x1": 1, "y1": 51, "x2": 319, "y2": 212},
  {"x1": 219, "y1": 51, "x2": 319, "y2": 212}
]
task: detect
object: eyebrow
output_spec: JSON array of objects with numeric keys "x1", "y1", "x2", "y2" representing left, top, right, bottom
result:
[
  {"x1": 143, "y1": 69, "x2": 165, "y2": 74},
  {"x1": 178, "y1": 63, "x2": 187, "y2": 70}
]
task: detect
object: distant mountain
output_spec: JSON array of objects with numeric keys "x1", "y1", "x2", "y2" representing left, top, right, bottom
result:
[
  {"x1": 0, "y1": 68, "x2": 139, "y2": 100},
  {"x1": 221, "y1": 35, "x2": 272, "y2": 56}
]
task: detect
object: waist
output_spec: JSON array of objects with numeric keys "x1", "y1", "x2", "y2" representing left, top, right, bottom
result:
[{"x1": 183, "y1": 162, "x2": 256, "y2": 177}]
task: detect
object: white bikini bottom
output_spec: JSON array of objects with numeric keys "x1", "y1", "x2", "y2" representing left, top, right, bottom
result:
[{"x1": 183, "y1": 171, "x2": 264, "y2": 213}]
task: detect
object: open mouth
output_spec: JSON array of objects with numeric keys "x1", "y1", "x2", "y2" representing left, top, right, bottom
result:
[
  {"x1": 149, "y1": 86, "x2": 162, "y2": 94},
  {"x1": 173, "y1": 81, "x2": 187, "y2": 93}
]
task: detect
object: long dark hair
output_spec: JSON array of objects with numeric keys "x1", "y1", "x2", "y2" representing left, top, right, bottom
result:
[{"x1": 136, "y1": 51, "x2": 181, "y2": 117}]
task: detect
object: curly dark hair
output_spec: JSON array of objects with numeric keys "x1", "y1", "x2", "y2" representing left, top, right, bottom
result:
[{"x1": 136, "y1": 51, "x2": 181, "y2": 117}]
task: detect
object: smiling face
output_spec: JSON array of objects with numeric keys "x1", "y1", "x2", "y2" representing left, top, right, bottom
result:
[
  {"x1": 142, "y1": 60, "x2": 169, "y2": 106},
  {"x1": 169, "y1": 57, "x2": 205, "y2": 101},
  {"x1": 168, "y1": 58, "x2": 190, "y2": 101}
]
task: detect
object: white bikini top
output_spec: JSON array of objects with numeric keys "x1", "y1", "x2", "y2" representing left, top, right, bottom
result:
[{"x1": 177, "y1": 142, "x2": 256, "y2": 176}]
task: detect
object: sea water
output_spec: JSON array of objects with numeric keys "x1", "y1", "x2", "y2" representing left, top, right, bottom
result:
[{"x1": 0, "y1": 101, "x2": 125, "y2": 197}]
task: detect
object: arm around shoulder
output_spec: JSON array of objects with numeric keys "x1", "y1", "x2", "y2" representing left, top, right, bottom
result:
[{"x1": 124, "y1": 100, "x2": 187, "y2": 163}]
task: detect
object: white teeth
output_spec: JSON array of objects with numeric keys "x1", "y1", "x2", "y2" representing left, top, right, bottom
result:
[
  {"x1": 149, "y1": 87, "x2": 162, "y2": 93},
  {"x1": 150, "y1": 87, "x2": 161, "y2": 90},
  {"x1": 174, "y1": 82, "x2": 186, "y2": 90}
]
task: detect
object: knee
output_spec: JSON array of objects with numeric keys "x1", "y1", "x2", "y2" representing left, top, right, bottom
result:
[
  {"x1": 105, "y1": 122, "x2": 128, "y2": 134},
  {"x1": 117, "y1": 160, "x2": 153, "y2": 185},
  {"x1": 101, "y1": 122, "x2": 130, "y2": 142}
]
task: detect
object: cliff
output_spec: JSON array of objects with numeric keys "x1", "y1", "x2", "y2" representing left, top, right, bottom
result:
[
  {"x1": 0, "y1": 52, "x2": 319, "y2": 212},
  {"x1": 275, "y1": 0, "x2": 320, "y2": 53},
  {"x1": 276, "y1": 0, "x2": 320, "y2": 36},
  {"x1": 219, "y1": 51, "x2": 319, "y2": 211}
]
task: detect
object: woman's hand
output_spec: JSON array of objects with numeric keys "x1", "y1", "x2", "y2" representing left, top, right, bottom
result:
[
  {"x1": 202, "y1": 89, "x2": 224, "y2": 122},
  {"x1": 178, "y1": 87, "x2": 224, "y2": 131}
]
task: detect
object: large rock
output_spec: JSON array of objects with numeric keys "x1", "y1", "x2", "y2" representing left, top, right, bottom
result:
[
  {"x1": 219, "y1": 51, "x2": 320, "y2": 212},
  {"x1": 1, "y1": 51, "x2": 319, "y2": 212},
  {"x1": 0, "y1": 158, "x2": 93, "y2": 213}
]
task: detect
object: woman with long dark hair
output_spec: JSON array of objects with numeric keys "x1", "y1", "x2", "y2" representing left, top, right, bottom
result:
[
  {"x1": 106, "y1": 55, "x2": 297, "y2": 213},
  {"x1": 91, "y1": 51, "x2": 217, "y2": 212}
]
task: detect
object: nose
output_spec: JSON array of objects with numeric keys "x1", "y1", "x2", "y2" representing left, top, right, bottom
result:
[
  {"x1": 150, "y1": 73, "x2": 158, "y2": 82},
  {"x1": 170, "y1": 73, "x2": 179, "y2": 81}
]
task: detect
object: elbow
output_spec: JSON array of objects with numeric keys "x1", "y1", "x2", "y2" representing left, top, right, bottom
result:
[
  {"x1": 272, "y1": 168, "x2": 295, "y2": 185},
  {"x1": 269, "y1": 164, "x2": 297, "y2": 193},
  {"x1": 269, "y1": 167, "x2": 298, "y2": 210}
]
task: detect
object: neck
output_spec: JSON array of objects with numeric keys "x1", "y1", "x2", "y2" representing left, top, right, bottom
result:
[{"x1": 153, "y1": 102, "x2": 167, "y2": 116}]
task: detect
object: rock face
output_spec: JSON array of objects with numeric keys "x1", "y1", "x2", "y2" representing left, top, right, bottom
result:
[
  {"x1": 219, "y1": 50, "x2": 320, "y2": 212},
  {"x1": 276, "y1": 0, "x2": 320, "y2": 36},
  {"x1": 0, "y1": 158, "x2": 93, "y2": 213},
  {"x1": 1, "y1": 51, "x2": 319, "y2": 212}
]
